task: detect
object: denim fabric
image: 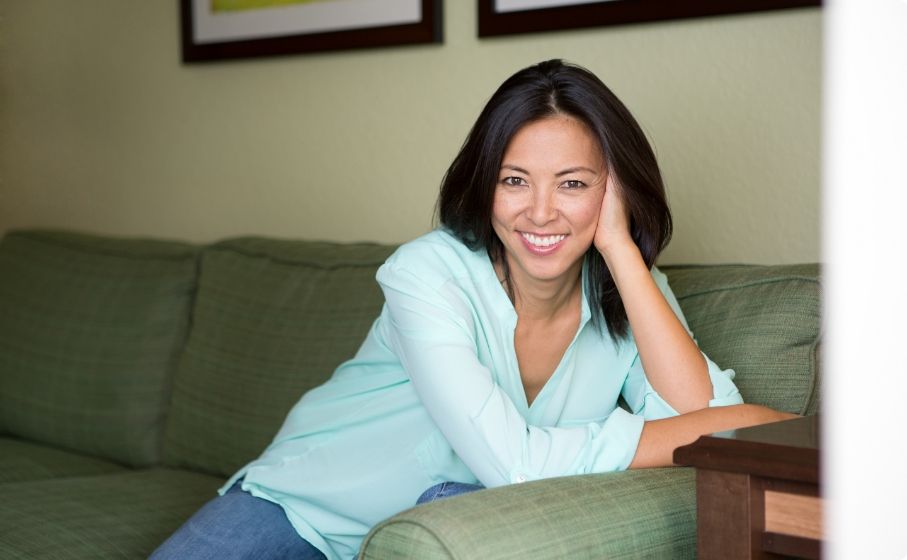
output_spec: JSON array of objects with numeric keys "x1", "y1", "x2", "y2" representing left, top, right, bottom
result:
[
  {"x1": 416, "y1": 481, "x2": 485, "y2": 505},
  {"x1": 150, "y1": 482, "x2": 326, "y2": 560}
]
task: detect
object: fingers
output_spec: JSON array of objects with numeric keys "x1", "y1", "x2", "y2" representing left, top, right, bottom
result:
[{"x1": 595, "y1": 173, "x2": 633, "y2": 255}]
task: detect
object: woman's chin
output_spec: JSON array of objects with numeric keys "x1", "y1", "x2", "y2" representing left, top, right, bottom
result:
[{"x1": 510, "y1": 258, "x2": 583, "y2": 286}]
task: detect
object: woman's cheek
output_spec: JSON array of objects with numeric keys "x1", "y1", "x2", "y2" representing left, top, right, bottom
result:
[{"x1": 563, "y1": 195, "x2": 603, "y2": 230}]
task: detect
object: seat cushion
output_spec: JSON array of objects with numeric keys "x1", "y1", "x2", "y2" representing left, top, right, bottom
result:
[
  {"x1": 0, "y1": 230, "x2": 198, "y2": 466},
  {"x1": 163, "y1": 237, "x2": 396, "y2": 477},
  {"x1": 0, "y1": 468, "x2": 223, "y2": 559},
  {"x1": 0, "y1": 437, "x2": 126, "y2": 484},
  {"x1": 662, "y1": 264, "x2": 821, "y2": 414}
]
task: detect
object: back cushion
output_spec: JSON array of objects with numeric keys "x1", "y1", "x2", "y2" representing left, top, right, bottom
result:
[
  {"x1": 662, "y1": 264, "x2": 821, "y2": 415},
  {"x1": 162, "y1": 238, "x2": 395, "y2": 477},
  {"x1": 0, "y1": 230, "x2": 198, "y2": 466}
]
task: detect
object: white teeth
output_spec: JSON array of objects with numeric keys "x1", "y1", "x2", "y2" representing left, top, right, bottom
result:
[{"x1": 521, "y1": 233, "x2": 566, "y2": 247}]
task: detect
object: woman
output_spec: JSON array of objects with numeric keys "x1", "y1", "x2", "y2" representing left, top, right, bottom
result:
[{"x1": 152, "y1": 59, "x2": 794, "y2": 560}]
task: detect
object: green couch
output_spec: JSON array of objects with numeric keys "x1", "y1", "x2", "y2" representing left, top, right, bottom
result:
[{"x1": 0, "y1": 229, "x2": 821, "y2": 559}]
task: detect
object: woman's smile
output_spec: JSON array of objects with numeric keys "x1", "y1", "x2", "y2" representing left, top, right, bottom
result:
[{"x1": 519, "y1": 232, "x2": 568, "y2": 254}]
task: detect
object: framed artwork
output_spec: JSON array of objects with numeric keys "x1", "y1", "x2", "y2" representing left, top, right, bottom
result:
[
  {"x1": 181, "y1": 0, "x2": 442, "y2": 62},
  {"x1": 478, "y1": 0, "x2": 821, "y2": 37}
]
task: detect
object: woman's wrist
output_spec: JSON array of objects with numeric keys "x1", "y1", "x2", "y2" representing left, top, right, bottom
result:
[{"x1": 597, "y1": 236, "x2": 642, "y2": 272}]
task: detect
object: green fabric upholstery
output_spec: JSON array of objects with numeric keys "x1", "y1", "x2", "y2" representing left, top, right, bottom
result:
[
  {"x1": 662, "y1": 264, "x2": 821, "y2": 414},
  {"x1": 362, "y1": 468, "x2": 696, "y2": 559},
  {"x1": 0, "y1": 437, "x2": 126, "y2": 484},
  {"x1": 0, "y1": 468, "x2": 223, "y2": 559},
  {"x1": 0, "y1": 231, "x2": 198, "y2": 467},
  {"x1": 163, "y1": 237, "x2": 396, "y2": 477}
]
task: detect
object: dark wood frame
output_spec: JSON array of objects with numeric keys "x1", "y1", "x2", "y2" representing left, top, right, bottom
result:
[
  {"x1": 181, "y1": 0, "x2": 442, "y2": 63},
  {"x1": 478, "y1": 0, "x2": 821, "y2": 37}
]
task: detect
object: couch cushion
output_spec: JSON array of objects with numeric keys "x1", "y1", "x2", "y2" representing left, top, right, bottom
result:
[
  {"x1": 0, "y1": 468, "x2": 223, "y2": 559},
  {"x1": 163, "y1": 237, "x2": 396, "y2": 477},
  {"x1": 362, "y1": 468, "x2": 696, "y2": 559},
  {"x1": 662, "y1": 264, "x2": 821, "y2": 414},
  {"x1": 0, "y1": 230, "x2": 198, "y2": 467},
  {"x1": 0, "y1": 436, "x2": 126, "y2": 484}
]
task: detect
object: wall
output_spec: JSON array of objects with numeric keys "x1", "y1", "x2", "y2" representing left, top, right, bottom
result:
[{"x1": 0, "y1": 1, "x2": 820, "y2": 264}]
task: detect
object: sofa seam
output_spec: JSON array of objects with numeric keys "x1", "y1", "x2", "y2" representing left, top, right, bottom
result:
[
  {"x1": 674, "y1": 275, "x2": 820, "y2": 301},
  {"x1": 660, "y1": 263, "x2": 821, "y2": 271},
  {"x1": 802, "y1": 332, "x2": 823, "y2": 416},
  {"x1": 203, "y1": 245, "x2": 393, "y2": 270},
  {"x1": 7, "y1": 230, "x2": 199, "y2": 261},
  {"x1": 157, "y1": 249, "x2": 205, "y2": 468}
]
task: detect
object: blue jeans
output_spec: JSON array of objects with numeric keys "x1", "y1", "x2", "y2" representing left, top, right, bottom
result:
[
  {"x1": 416, "y1": 481, "x2": 485, "y2": 504},
  {"x1": 151, "y1": 481, "x2": 484, "y2": 559},
  {"x1": 149, "y1": 482, "x2": 326, "y2": 560}
]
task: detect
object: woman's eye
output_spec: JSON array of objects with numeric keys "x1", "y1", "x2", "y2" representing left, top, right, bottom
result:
[
  {"x1": 502, "y1": 176, "x2": 526, "y2": 186},
  {"x1": 562, "y1": 180, "x2": 586, "y2": 189}
]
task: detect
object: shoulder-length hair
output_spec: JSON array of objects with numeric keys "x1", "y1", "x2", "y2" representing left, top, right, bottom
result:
[{"x1": 437, "y1": 59, "x2": 672, "y2": 341}]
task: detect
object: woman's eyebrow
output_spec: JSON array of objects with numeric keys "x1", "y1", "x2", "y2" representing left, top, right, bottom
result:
[
  {"x1": 555, "y1": 166, "x2": 598, "y2": 177},
  {"x1": 500, "y1": 164, "x2": 529, "y2": 174},
  {"x1": 500, "y1": 165, "x2": 598, "y2": 176}
]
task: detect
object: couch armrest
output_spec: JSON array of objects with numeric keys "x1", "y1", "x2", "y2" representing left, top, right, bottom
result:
[{"x1": 360, "y1": 468, "x2": 696, "y2": 559}]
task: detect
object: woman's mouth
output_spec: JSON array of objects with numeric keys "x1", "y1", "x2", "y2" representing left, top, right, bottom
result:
[{"x1": 519, "y1": 232, "x2": 566, "y2": 254}]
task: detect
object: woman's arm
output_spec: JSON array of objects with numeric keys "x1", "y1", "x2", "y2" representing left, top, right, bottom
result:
[
  {"x1": 595, "y1": 176, "x2": 713, "y2": 413},
  {"x1": 629, "y1": 404, "x2": 799, "y2": 468}
]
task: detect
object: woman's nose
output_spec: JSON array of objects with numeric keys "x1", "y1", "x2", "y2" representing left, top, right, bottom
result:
[{"x1": 527, "y1": 190, "x2": 557, "y2": 225}]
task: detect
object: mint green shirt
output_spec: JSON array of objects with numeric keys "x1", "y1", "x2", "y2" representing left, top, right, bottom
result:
[{"x1": 223, "y1": 229, "x2": 743, "y2": 560}]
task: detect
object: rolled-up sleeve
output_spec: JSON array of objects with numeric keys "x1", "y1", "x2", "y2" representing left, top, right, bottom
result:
[
  {"x1": 620, "y1": 268, "x2": 744, "y2": 420},
  {"x1": 378, "y1": 262, "x2": 645, "y2": 487}
]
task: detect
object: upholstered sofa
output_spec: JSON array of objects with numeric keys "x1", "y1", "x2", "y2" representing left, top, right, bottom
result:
[{"x1": 0, "y1": 229, "x2": 821, "y2": 559}]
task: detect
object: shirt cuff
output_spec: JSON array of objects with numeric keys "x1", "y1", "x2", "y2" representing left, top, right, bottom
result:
[
  {"x1": 705, "y1": 355, "x2": 744, "y2": 407},
  {"x1": 591, "y1": 407, "x2": 646, "y2": 472}
]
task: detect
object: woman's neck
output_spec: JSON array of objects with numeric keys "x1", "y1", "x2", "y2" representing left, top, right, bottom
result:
[{"x1": 496, "y1": 258, "x2": 584, "y2": 322}]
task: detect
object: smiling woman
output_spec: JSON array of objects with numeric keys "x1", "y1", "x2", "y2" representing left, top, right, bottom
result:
[{"x1": 151, "y1": 59, "x2": 794, "y2": 560}]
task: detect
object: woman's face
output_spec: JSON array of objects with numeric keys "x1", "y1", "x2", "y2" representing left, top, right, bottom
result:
[{"x1": 492, "y1": 115, "x2": 607, "y2": 288}]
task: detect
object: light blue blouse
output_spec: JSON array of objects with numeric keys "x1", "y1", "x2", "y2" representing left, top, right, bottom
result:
[{"x1": 222, "y1": 229, "x2": 743, "y2": 560}]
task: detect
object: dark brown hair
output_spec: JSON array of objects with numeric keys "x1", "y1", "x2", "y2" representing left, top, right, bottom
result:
[{"x1": 437, "y1": 59, "x2": 672, "y2": 340}]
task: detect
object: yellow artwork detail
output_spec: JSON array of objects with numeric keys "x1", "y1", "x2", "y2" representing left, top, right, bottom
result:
[{"x1": 212, "y1": 0, "x2": 331, "y2": 13}]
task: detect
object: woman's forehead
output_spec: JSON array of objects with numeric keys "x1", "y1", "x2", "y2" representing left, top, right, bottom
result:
[{"x1": 502, "y1": 116, "x2": 605, "y2": 169}]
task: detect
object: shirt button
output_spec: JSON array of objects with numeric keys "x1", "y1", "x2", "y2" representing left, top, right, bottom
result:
[{"x1": 515, "y1": 474, "x2": 528, "y2": 483}]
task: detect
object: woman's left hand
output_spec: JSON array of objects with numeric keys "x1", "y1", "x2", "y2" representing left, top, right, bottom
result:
[{"x1": 594, "y1": 173, "x2": 634, "y2": 257}]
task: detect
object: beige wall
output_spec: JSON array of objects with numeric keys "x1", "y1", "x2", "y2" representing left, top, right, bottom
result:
[{"x1": 0, "y1": 2, "x2": 820, "y2": 264}]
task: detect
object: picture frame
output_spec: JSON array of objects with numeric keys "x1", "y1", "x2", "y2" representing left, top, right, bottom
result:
[
  {"x1": 478, "y1": 0, "x2": 821, "y2": 37},
  {"x1": 181, "y1": 0, "x2": 442, "y2": 62}
]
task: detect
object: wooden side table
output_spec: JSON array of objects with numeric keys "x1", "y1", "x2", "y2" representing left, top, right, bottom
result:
[{"x1": 673, "y1": 415, "x2": 821, "y2": 559}]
